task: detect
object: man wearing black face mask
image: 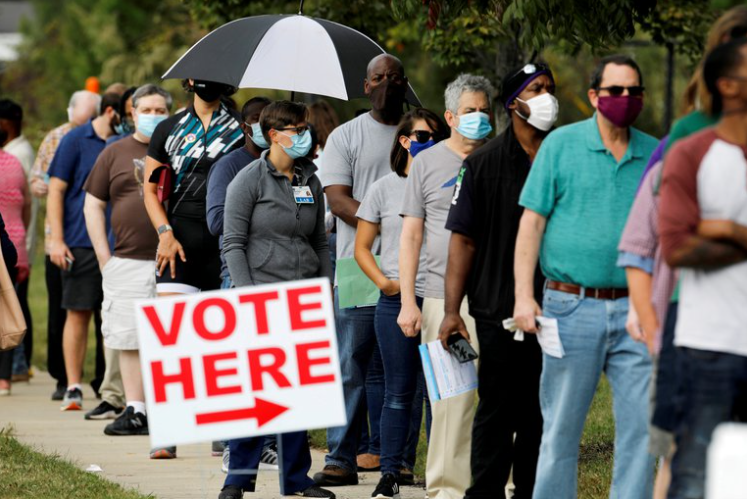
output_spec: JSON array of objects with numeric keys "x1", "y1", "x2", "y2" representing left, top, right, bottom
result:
[
  {"x1": 315, "y1": 54, "x2": 408, "y2": 486},
  {"x1": 143, "y1": 78, "x2": 244, "y2": 459}
]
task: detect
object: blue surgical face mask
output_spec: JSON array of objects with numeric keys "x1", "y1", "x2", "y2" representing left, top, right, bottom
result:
[
  {"x1": 249, "y1": 122, "x2": 269, "y2": 149},
  {"x1": 455, "y1": 111, "x2": 492, "y2": 140},
  {"x1": 114, "y1": 119, "x2": 133, "y2": 136},
  {"x1": 136, "y1": 113, "x2": 168, "y2": 139},
  {"x1": 409, "y1": 138, "x2": 435, "y2": 158},
  {"x1": 279, "y1": 130, "x2": 312, "y2": 159}
]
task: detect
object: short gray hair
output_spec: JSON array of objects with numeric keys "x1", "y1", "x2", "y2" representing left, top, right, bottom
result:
[
  {"x1": 132, "y1": 84, "x2": 173, "y2": 110},
  {"x1": 69, "y1": 90, "x2": 102, "y2": 116},
  {"x1": 444, "y1": 74, "x2": 495, "y2": 113}
]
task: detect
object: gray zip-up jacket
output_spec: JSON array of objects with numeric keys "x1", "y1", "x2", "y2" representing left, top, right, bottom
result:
[{"x1": 222, "y1": 151, "x2": 332, "y2": 287}]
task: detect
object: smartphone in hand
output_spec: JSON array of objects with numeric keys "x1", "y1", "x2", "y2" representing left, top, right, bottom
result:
[{"x1": 447, "y1": 334, "x2": 478, "y2": 363}]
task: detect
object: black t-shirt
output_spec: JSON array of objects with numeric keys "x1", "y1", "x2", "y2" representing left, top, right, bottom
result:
[
  {"x1": 148, "y1": 103, "x2": 244, "y2": 220},
  {"x1": 446, "y1": 125, "x2": 545, "y2": 324}
]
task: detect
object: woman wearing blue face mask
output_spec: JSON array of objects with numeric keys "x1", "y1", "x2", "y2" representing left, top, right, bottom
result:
[
  {"x1": 220, "y1": 101, "x2": 334, "y2": 499},
  {"x1": 354, "y1": 108, "x2": 447, "y2": 494}
]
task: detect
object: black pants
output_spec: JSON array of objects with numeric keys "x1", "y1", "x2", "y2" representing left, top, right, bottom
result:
[
  {"x1": 16, "y1": 277, "x2": 32, "y2": 368},
  {"x1": 45, "y1": 256, "x2": 105, "y2": 389},
  {"x1": 465, "y1": 321, "x2": 543, "y2": 499}
]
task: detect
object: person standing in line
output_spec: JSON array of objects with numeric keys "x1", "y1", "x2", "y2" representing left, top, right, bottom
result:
[
  {"x1": 398, "y1": 73, "x2": 493, "y2": 499},
  {"x1": 82, "y1": 84, "x2": 173, "y2": 435},
  {"x1": 205, "y1": 95, "x2": 279, "y2": 469},
  {"x1": 220, "y1": 100, "x2": 335, "y2": 499},
  {"x1": 47, "y1": 93, "x2": 125, "y2": 413},
  {"x1": 143, "y1": 78, "x2": 244, "y2": 459},
  {"x1": 314, "y1": 54, "x2": 410, "y2": 486},
  {"x1": 355, "y1": 108, "x2": 446, "y2": 498},
  {"x1": 30, "y1": 90, "x2": 101, "y2": 400},
  {"x1": 0, "y1": 99, "x2": 36, "y2": 380},
  {"x1": 513, "y1": 55, "x2": 658, "y2": 499},
  {"x1": 659, "y1": 38, "x2": 747, "y2": 499},
  {"x1": 0, "y1": 149, "x2": 31, "y2": 396},
  {"x1": 439, "y1": 64, "x2": 558, "y2": 499}
]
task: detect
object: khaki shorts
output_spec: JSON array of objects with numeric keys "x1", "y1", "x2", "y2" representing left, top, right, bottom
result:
[{"x1": 102, "y1": 257, "x2": 156, "y2": 350}]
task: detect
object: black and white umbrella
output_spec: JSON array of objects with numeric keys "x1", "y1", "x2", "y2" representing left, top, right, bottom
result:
[{"x1": 162, "y1": 14, "x2": 421, "y2": 104}]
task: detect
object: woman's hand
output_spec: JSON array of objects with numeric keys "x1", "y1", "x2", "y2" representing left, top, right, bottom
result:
[
  {"x1": 157, "y1": 232, "x2": 186, "y2": 279},
  {"x1": 398, "y1": 301, "x2": 422, "y2": 337},
  {"x1": 380, "y1": 278, "x2": 400, "y2": 296}
]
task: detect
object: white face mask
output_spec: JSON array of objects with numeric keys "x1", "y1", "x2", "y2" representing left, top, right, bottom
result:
[{"x1": 515, "y1": 93, "x2": 559, "y2": 132}]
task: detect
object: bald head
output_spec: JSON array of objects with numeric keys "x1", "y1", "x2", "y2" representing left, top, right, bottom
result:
[
  {"x1": 68, "y1": 90, "x2": 101, "y2": 126},
  {"x1": 366, "y1": 54, "x2": 405, "y2": 80}
]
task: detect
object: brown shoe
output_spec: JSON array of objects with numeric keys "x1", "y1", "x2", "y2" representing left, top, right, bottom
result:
[
  {"x1": 356, "y1": 453, "x2": 381, "y2": 471},
  {"x1": 399, "y1": 468, "x2": 415, "y2": 486},
  {"x1": 313, "y1": 465, "x2": 359, "y2": 486}
]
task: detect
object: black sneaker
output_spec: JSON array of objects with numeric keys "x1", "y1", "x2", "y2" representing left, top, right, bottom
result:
[
  {"x1": 259, "y1": 442, "x2": 279, "y2": 470},
  {"x1": 371, "y1": 473, "x2": 400, "y2": 499},
  {"x1": 218, "y1": 485, "x2": 243, "y2": 499},
  {"x1": 85, "y1": 401, "x2": 124, "y2": 420},
  {"x1": 104, "y1": 407, "x2": 149, "y2": 436},
  {"x1": 312, "y1": 465, "x2": 358, "y2": 486},
  {"x1": 295, "y1": 485, "x2": 336, "y2": 498},
  {"x1": 51, "y1": 384, "x2": 66, "y2": 401}
]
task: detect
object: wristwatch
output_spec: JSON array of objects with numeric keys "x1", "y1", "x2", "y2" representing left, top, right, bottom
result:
[{"x1": 157, "y1": 224, "x2": 173, "y2": 236}]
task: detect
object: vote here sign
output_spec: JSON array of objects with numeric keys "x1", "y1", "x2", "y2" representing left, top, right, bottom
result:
[{"x1": 135, "y1": 278, "x2": 345, "y2": 448}]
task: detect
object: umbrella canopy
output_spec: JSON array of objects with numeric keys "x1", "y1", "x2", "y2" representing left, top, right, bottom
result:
[{"x1": 163, "y1": 14, "x2": 421, "y2": 105}]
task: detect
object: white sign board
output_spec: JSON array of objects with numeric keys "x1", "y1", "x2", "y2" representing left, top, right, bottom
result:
[
  {"x1": 135, "y1": 278, "x2": 345, "y2": 448},
  {"x1": 707, "y1": 423, "x2": 747, "y2": 499}
]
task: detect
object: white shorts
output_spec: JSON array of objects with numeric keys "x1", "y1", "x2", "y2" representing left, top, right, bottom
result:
[{"x1": 101, "y1": 257, "x2": 156, "y2": 350}]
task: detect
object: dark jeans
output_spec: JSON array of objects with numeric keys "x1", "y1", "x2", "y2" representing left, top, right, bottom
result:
[
  {"x1": 45, "y1": 256, "x2": 67, "y2": 387},
  {"x1": 45, "y1": 256, "x2": 105, "y2": 390},
  {"x1": 358, "y1": 341, "x2": 383, "y2": 457},
  {"x1": 12, "y1": 277, "x2": 32, "y2": 374},
  {"x1": 653, "y1": 302, "x2": 683, "y2": 432},
  {"x1": 404, "y1": 370, "x2": 431, "y2": 470},
  {"x1": 667, "y1": 347, "x2": 747, "y2": 499},
  {"x1": 0, "y1": 350, "x2": 12, "y2": 380},
  {"x1": 465, "y1": 320, "x2": 543, "y2": 499},
  {"x1": 226, "y1": 432, "x2": 314, "y2": 494},
  {"x1": 375, "y1": 293, "x2": 423, "y2": 474}
]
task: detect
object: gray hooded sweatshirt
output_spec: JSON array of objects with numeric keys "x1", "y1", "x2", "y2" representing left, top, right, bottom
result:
[{"x1": 222, "y1": 151, "x2": 332, "y2": 287}]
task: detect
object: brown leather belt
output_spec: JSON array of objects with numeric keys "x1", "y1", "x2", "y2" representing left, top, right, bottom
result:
[{"x1": 547, "y1": 280, "x2": 629, "y2": 300}]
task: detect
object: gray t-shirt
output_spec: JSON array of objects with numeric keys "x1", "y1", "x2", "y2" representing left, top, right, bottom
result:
[
  {"x1": 400, "y1": 141, "x2": 464, "y2": 299},
  {"x1": 356, "y1": 172, "x2": 427, "y2": 297},
  {"x1": 320, "y1": 112, "x2": 397, "y2": 272}
]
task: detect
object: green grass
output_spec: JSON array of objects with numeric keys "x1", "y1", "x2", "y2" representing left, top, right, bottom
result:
[
  {"x1": 310, "y1": 378, "x2": 615, "y2": 496},
  {"x1": 0, "y1": 428, "x2": 152, "y2": 499}
]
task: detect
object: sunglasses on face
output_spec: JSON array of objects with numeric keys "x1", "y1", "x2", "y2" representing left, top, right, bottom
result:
[
  {"x1": 597, "y1": 85, "x2": 645, "y2": 97},
  {"x1": 276, "y1": 125, "x2": 309, "y2": 135},
  {"x1": 410, "y1": 130, "x2": 437, "y2": 143}
]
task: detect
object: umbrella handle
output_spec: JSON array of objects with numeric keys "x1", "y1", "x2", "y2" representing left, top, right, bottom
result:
[{"x1": 298, "y1": 0, "x2": 304, "y2": 15}]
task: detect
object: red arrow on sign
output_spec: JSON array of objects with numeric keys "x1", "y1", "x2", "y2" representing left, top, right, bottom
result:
[{"x1": 195, "y1": 398, "x2": 289, "y2": 426}]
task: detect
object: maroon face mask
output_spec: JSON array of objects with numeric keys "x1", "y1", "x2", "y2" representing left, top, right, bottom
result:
[{"x1": 597, "y1": 95, "x2": 643, "y2": 128}]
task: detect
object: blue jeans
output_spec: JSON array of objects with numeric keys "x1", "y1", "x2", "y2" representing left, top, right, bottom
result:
[
  {"x1": 532, "y1": 289, "x2": 654, "y2": 499},
  {"x1": 358, "y1": 344, "x2": 384, "y2": 456},
  {"x1": 667, "y1": 347, "x2": 747, "y2": 499},
  {"x1": 375, "y1": 293, "x2": 424, "y2": 474},
  {"x1": 404, "y1": 370, "x2": 431, "y2": 470},
  {"x1": 225, "y1": 432, "x2": 314, "y2": 494},
  {"x1": 325, "y1": 288, "x2": 378, "y2": 472}
]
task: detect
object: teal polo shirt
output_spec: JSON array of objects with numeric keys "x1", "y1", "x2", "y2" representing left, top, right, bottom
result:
[{"x1": 519, "y1": 114, "x2": 658, "y2": 288}]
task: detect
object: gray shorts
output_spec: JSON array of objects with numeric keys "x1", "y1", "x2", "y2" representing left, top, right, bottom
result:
[{"x1": 61, "y1": 248, "x2": 103, "y2": 311}]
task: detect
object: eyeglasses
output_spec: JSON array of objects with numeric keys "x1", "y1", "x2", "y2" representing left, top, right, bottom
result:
[
  {"x1": 597, "y1": 85, "x2": 645, "y2": 97},
  {"x1": 276, "y1": 125, "x2": 309, "y2": 135},
  {"x1": 410, "y1": 130, "x2": 437, "y2": 143}
]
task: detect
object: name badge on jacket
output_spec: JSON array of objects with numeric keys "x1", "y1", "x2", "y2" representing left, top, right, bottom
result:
[{"x1": 293, "y1": 186, "x2": 314, "y2": 204}]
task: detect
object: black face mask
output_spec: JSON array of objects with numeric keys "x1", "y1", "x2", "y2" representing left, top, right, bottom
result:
[
  {"x1": 368, "y1": 78, "x2": 407, "y2": 116},
  {"x1": 193, "y1": 80, "x2": 233, "y2": 103}
]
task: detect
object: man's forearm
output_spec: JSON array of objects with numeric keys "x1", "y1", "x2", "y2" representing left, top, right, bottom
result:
[
  {"x1": 514, "y1": 211, "x2": 545, "y2": 299},
  {"x1": 399, "y1": 233, "x2": 422, "y2": 306},
  {"x1": 47, "y1": 186, "x2": 65, "y2": 243},
  {"x1": 668, "y1": 235, "x2": 747, "y2": 269},
  {"x1": 626, "y1": 268, "x2": 657, "y2": 327},
  {"x1": 444, "y1": 233, "x2": 475, "y2": 315},
  {"x1": 332, "y1": 197, "x2": 360, "y2": 227},
  {"x1": 84, "y1": 198, "x2": 111, "y2": 264}
]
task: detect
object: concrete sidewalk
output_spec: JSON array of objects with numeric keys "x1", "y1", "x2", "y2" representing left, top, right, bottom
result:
[{"x1": 0, "y1": 371, "x2": 426, "y2": 499}]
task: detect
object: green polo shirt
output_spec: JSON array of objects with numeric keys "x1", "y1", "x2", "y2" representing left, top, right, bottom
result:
[{"x1": 519, "y1": 114, "x2": 658, "y2": 288}]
